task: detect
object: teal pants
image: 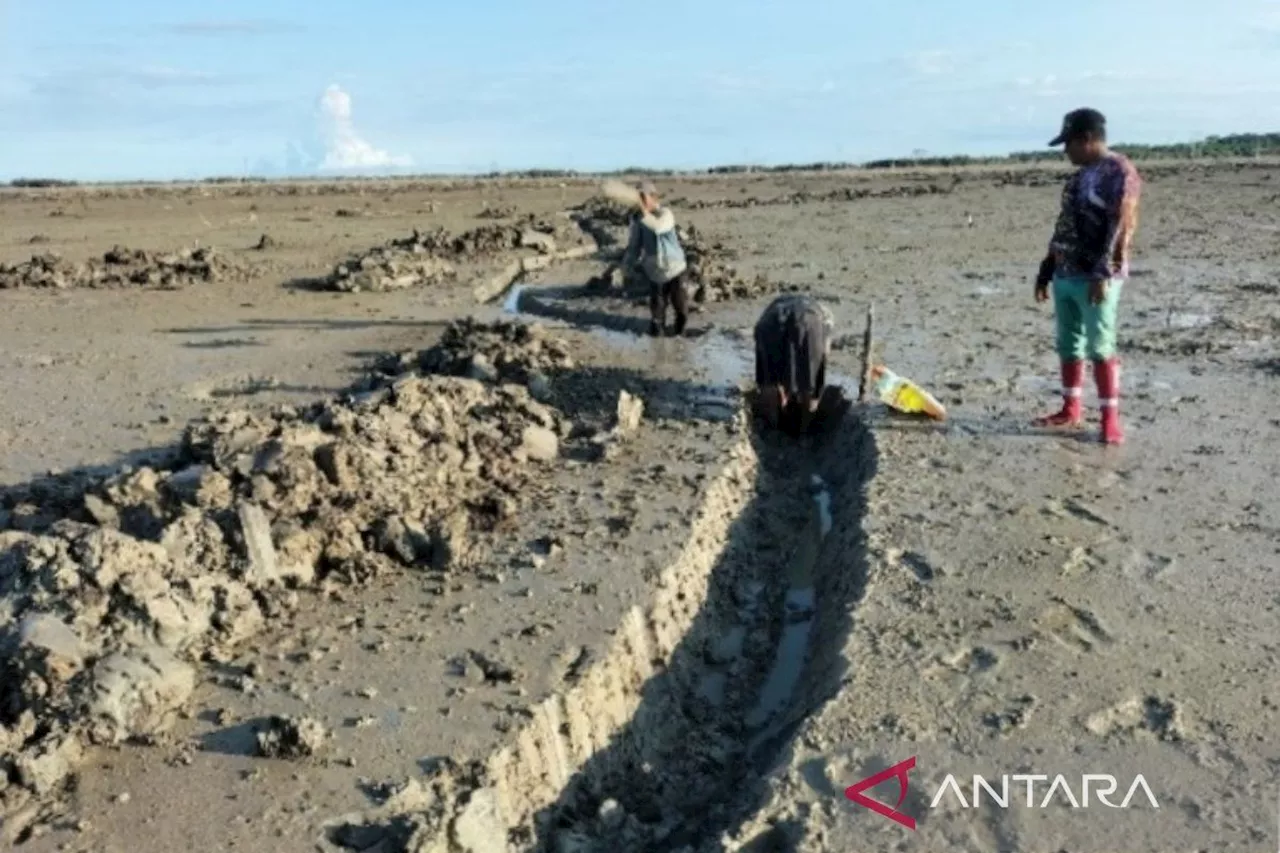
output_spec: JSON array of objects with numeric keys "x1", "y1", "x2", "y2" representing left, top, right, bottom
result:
[{"x1": 1053, "y1": 276, "x2": 1123, "y2": 361}]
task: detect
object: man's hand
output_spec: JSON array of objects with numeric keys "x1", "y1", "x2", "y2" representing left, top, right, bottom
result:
[
  {"x1": 1034, "y1": 254, "x2": 1055, "y2": 303},
  {"x1": 756, "y1": 385, "x2": 785, "y2": 430},
  {"x1": 1089, "y1": 278, "x2": 1108, "y2": 305}
]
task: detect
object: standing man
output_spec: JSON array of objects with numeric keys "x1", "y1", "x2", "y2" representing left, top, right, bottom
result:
[
  {"x1": 621, "y1": 181, "x2": 690, "y2": 337},
  {"x1": 1034, "y1": 108, "x2": 1142, "y2": 445},
  {"x1": 753, "y1": 294, "x2": 846, "y2": 435}
]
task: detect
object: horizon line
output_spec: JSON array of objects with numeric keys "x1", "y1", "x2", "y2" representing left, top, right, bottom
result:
[{"x1": 5, "y1": 130, "x2": 1280, "y2": 187}]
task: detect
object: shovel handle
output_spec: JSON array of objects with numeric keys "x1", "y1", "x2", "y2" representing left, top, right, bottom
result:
[{"x1": 858, "y1": 303, "x2": 875, "y2": 403}]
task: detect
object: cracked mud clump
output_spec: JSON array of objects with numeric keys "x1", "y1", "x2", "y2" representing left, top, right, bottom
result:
[
  {"x1": 323, "y1": 219, "x2": 568, "y2": 292},
  {"x1": 365, "y1": 318, "x2": 574, "y2": 389},
  {"x1": 255, "y1": 715, "x2": 331, "y2": 759},
  {"x1": 0, "y1": 336, "x2": 575, "y2": 819},
  {"x1": 0, "y1": 245, "x2": 253, "y2": 290},
  {"x1": 572, "y1": 197, "x2": 634, "y2": 229},
  {"x1": 679, "y1": 224, "x2": 778, "y2": 303},
  {"x1": 674, "y1": 179, "x2": 954, "y2": 210}
]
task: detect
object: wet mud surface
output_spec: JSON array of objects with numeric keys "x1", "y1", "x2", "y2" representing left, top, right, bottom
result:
[{"x1": 1, "y1": 163, "x2": 1278, "y2": 851}]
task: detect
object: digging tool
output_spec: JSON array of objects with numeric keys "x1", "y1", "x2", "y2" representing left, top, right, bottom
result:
[
  {"x1": 858, "y1": 303, "x2": 875, "y2": 404},
  {"x1": 600, "y1": 178, "x2": 643, "y2": 209}
]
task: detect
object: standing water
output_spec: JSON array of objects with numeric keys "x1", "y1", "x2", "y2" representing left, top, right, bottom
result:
[{"x1": 745, "y1": 474, "x2": 831, "y2": 741}]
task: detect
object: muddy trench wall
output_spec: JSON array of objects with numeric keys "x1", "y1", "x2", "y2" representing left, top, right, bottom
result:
[{"x1": 332, "y1": 411, "x2": 878, "y2": 853}]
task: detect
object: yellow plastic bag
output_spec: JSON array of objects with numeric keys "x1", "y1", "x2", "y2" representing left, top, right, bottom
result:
[{"x1": 869, "y1": 365, "x2": 947, "y2": 420}]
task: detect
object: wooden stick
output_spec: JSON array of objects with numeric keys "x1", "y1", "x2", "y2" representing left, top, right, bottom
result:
[{"x1": 858, "y1": 303, "x2": 875, "y2": 403}]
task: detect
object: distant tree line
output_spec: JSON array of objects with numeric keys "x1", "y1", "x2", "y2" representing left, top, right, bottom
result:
[
  {"x1": 6, "y1": 178, "x2": 81, "y2": 188},
  {"x1": 861, "y1": 133, "x2": 1280, "y2": 170},
  {"x1": 7, "y1": 133, "x2": 1280, "y2": 187}
]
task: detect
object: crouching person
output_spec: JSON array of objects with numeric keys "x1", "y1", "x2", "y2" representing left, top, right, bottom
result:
[
  {"x1": 753, "y1": 294, "x2": 848, "y2": 435},
  {"x1": 621, "y1": 181, "x2": 690, "y2": 336}
]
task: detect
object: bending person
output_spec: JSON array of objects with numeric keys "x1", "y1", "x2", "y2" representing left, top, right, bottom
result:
[{"x1": 753, "y1": 294, "x2": 845, "y2": 434}]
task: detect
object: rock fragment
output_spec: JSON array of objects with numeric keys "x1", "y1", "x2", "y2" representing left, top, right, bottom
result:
[
  {"x1": 86, "y1": 646, "x2": 195, "y2": 746},
  {"x1": 16, "y1": 613, "x2": 84, "y2": 684},
  {"x1": 15, "y1": 734, "x2": 83, "y2": 795},
  {"x1": 522, "y1": 426, "x2": 559, "y2": 462},
  {"x1": 615, "y1": 391, "x2": 644, "y2": 437},
  {"x1": 255, "y1": 715, "x2": 330, "y2": 759},
  {"x1": 519, "y1": 230, "x2": 557, "y2": 254},
  {"x1": 236, "y1": 502, "x2": 279, "y2": 586},
  {"x1": 527, "y1": 371, "x2": 553, "y2": 403}
]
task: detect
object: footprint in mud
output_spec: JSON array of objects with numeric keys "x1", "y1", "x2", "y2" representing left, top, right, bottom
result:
[
  {"x1": 185, "y1": 375, "x2": 283, "y2": 401},
  {"x1": 1122, "y1": 549, "x2": 1177, "y2": 582},
  {"x1": 1085, "y1": 695, "x2": 1188, "y2": 742},
  {"x1": 938, "y1": 645, "x2": 1001, "y2": 675},
  {"x1": 922, "y1": 645, "x2": 1002, "y2": 690},
  {"x1": 1035, "y1": 599, "x2": 1113, "y2": 653},
  {"x1": 983, "y1": 694, "x2": 1037, "y2": 734},
  {"x1": 1059, "y1": 546, "x2": 1102, "y2": 577},
  {"x1": 1043, "y1": 497, "x2": 1113, "y2": 527},
  {"x1": 885, "y1": 548, "x2": 940, "y2": 583}
]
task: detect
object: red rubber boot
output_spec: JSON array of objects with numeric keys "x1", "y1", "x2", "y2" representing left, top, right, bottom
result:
[
  {"x1": 1034, "y1": 360, "x2": 1085, "y2": 427},
  {"x1": 1094, "y1": 358, "x2": 1125, "y2": 444}
]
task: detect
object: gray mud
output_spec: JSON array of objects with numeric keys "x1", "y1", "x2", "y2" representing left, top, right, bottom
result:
[
  {"x1": 311, "y1": 265, "x2": 875, "y2": 853},
  {"x1": 328, "y1": 409, "x2": 876, "y2": 853},
  {"x1": 3, "y1": 164, "x2": 1277, "y2": 853}
]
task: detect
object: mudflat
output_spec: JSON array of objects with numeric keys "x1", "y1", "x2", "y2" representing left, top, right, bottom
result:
[{"x1": 1, "y1": 162, "x2": 1277, "y2": 852}]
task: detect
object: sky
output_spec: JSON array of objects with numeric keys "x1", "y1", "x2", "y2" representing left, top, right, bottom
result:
[{"x1": 2, "y1": 0, "x2": 1280, "y2": 181}]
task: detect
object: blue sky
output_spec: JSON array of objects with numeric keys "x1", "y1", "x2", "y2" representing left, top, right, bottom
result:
[{"x1": 2, "y1": 0, "x2": 1279, "y2": 181}]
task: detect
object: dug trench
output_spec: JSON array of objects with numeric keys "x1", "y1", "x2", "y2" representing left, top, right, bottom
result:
[
  {"x1": 328, "y1": 410, "x2": 876, "y2": 853},
  {"x1": 324, "y1": 286, "x2": 877, "y2": 851}
]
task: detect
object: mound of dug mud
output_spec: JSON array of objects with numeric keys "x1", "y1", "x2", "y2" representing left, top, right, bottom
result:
[
  {"x1": 0, "y1": 245, "x2": 251, "y2": 290},
  {"x1": 324, "y1": 244, "x2": 460, "y2": 293},
  {"x1": 672, "y1": 180, "x2": 955, "y2": 210},
  {"x1": 0, "y1": 324, "x2": 580, "y2": 829},
  {"x1": 366, "y1": 318, "x2": 574, "y2": 388},
  {"x1": 324, "y1": 220, "x2": 566, "y2": 292},
  {"x1": 566, "y1": 197, "x2": 635, "y2": 251},
  {"x1": 679, "y1": 224, "x2": 776, "y2": 303},
  {"x1": 476, "y1": 204, "x2": 517, "y2": 220}
]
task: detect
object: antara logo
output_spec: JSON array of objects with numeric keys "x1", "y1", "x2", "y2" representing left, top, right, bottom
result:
[
  {"x1": 844, "y1": 756, "x2": 1160, "y2": 830},
  {"x1": 844, "y1": 757, "x2": 918, "y2": 829}
]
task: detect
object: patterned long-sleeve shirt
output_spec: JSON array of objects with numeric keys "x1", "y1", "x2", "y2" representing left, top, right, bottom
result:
[{"x1": 1046, "y1": 152, "x2": 1142, "y2": 280}]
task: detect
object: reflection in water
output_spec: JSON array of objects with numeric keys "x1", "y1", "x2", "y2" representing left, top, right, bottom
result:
[
  {"x1": 745, "y1": 475, "x2": 831, "y2": 744},
  {"x1": 503, "y1": 281, "x2": 752, "y2": 391},
  {"x1": 502, "y1": 284, "x2": 526, "y2": 314},
  {"x1": 1166, "y1": 312, "x2": 1213, "y2": 330}
]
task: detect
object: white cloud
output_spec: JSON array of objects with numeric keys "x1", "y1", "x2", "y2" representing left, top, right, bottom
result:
[
  {"x1": 166, "y1": 20, "x2": 303, "y2": 36},
  {"x1": 901, "y1": 50, "x2": 956, "y2": 76},
  {"x1": 317, "y1": 84, "x2": 412, "y2": 171},
  {"x1": 128, "y1": 66, "x2": 223, "y2": 86},
  {"x1": 702, "y1": 72, "x2": 771, "y2": 94}
]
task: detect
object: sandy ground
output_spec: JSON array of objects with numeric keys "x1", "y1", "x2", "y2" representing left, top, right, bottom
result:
[{"x1": 1, "y1": 163, "x2": 1278, "y2": 852}]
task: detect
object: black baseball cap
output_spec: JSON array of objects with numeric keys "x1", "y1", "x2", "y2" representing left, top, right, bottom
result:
[{"x1": 1048, "y1": 108, "x2": 1107, "y2": 146}]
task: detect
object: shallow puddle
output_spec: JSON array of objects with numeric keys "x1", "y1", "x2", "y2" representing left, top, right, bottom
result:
[
  {"x1": 745, "y1": 474, "x2": 831, "y2": 740},
  {"x1": 504, "y1": 281, "x2": 752, "y2": 391},
  {"x1": 1166, "y1": 312, "x2": 1213, "y2": 329}
]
